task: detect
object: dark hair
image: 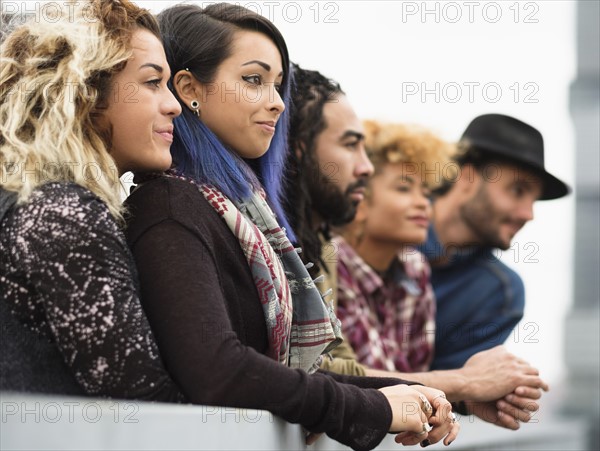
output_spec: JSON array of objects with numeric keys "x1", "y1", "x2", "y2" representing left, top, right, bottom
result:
[
  {"x1": 284, "y1": 63, "x2": 344, "y2": 274},
  {"x1": 433, "y1": 140, "x2": 520, "y2": 197},
  {"x1": 157, "y1": 3, "x2": 294, "y2": 238}
]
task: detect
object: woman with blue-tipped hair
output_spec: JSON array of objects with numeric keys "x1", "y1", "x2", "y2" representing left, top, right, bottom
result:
[{"x1": 124, "y1": 4, "x2": 459, "y2": 450}]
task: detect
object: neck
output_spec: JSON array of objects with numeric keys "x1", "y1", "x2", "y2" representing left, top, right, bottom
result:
[
  {"x1": 432, "y1": 195, "x2": 481, "y2": 248},
  {"x1": 352, "y1": 235, "x2": 402, "y2": 273}
]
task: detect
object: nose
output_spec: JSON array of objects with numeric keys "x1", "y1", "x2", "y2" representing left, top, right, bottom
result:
[
  {"x1": 417, "y1": 194, "x2": 433, "y2": 220},
  {"x1": 416, "y1": 189, "x2": 432, "y2": 209},
  {"x1": 163, "y1": 88, "x2": 182, "y2": 118},
  {"x1": 355, "y1": 144, "x2": 374, "y2": 178},
  {"x1": 267, "y1": 84, "x2": 285, "y2": 115},
  {"x1": 519, "y1": 199, "x2": 535, "y2": 222}
]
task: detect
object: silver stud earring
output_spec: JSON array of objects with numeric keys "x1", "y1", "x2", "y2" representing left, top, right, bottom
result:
[{"x1": 190, "y1": 99, "x2": 200, "y2": 117}]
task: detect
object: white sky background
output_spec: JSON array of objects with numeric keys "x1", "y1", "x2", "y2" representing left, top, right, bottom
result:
[
  {"x1": 5, "y1": 1, "x2": 577, "y2": 386},
  {"x1": 140, "y1": 0, "x2": 577, "y2": 386}
]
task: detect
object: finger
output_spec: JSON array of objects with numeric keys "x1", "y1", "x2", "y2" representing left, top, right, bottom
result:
[
  {"x1": 497, "y1": 400, "x2": 533, "y2": 422},
  {"x1": 395, "y1": 430, "x2": 429, "y2": 446},
  {"x1": 426, "y1": 409, "x2": 457, "y2": 444},
  {"x1": 430, "y1": 392, "x2": 448, "y2": 412},
  {"x1": 496, "y1": 410, "x2": 520, "y2": 430},
  {"x1": 443, "y1": 421, "x2": 460, "y2": 446},
  {"x1": 515, "y1": 374, "x2": 550, "y2": 392},
  {"x1": 516, "y1": 380, "x2": 549, "y2": 394},
  {"x1": 394, "y1": 431, "x2": 411, "y2": 443},
  {"x1": 425, "y1": 423, "x2": 450, "y2": 445},
  {"x1": 511, "y1": 386, "x2": 543, "y2": 400},
  {"x1": 430, "y1": 400, "x2": 454, "y2": 425},
  {"x1": 399, "y1": 434, "x2": 428, "y2": 446},
  {"x1": 518, "y1": 363, "x2": 539, "y2": 375},
  {"x1": 419, "y1": 394, "x2": 433, "y2": 417},
  {"x1": 429, "y1": 393, "x2": 455, "y2": 427},
  {"x1": 396, "y1": 432, "x2": 427, "y2": 446},
  {"x1": 504, "y1": 394, "x2": 540, "y2": 411}
]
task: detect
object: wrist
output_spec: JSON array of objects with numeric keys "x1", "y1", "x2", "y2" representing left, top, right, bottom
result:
[
  {"x1": 426, "y1": 369, "x2": 467, "y2": 402},
  {"x1": 452, "y1": 400, "x2": 470, "y2": 416}
]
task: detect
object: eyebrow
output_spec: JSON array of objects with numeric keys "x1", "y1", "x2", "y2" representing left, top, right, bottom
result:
[
  {"x1": 139, "y1": 63, "x2": 164, "y2": 73},
  {"x1": 242, "y1": 60, "x2": 283, "y2": 77},
  {"x1": 394, "y1": 175, "x2": 415, "y2": 184},
  {"x1": 340, "y1": 130, "x2": 365, "y2": 141},
  {"x1": 242, "y1": 60, "x2": 270, "y2": 71}
]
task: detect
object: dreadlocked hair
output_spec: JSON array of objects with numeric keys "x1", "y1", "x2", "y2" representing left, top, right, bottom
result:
[{"x1": 285, "y1": 63, "x2": 344, "y2": 276}]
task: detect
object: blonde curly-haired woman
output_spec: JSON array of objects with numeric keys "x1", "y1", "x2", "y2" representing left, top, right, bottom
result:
[{"x1": 0, "y1": 0, "x2": 182, "y2": 400}]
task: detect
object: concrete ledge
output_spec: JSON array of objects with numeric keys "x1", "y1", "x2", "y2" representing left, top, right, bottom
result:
[{"x1": 0, "y1": 392, "x2": 589, "y2": 451}]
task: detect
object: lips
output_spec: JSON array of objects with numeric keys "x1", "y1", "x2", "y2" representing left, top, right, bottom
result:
[
  {"x1": 408, "y1": 216, "x2": 430, "y2": 227},
  {"x1": 349, "y1": 187, "x2": 366, "y2": 202},
  {"x1": 256, "y1": 120, "x2": 276, "y2": 134},
  {"x1": 155, "y1": 126, "x2": 174, "y2": 143}
]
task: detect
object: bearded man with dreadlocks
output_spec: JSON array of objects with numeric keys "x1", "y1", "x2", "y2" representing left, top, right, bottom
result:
[{"x1": 283, "y1": 64, "x2": 550, "y2": 431}]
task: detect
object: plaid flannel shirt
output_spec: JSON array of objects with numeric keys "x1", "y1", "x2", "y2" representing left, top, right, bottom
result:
[{"x1": 334, "y1": 236, "x2": 436, "y2": 372}]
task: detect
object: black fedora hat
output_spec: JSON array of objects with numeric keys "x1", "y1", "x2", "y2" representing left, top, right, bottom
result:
[{"x1": 460, "y1": 114, "x2": 570, "y2": 200}]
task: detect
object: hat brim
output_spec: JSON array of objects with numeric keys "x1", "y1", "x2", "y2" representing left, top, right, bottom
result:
[
  {"x1": 536, "y1": 169, "x2": 571, "y2": 200},
  {"x1": 469, "y1": 146, "x2": 571, "y2": 201},
  {"x1": 502, "y1": 156, "x2": 571, "y2": 200}
]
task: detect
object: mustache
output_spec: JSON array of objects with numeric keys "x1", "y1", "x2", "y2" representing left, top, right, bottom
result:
[
  {"x1": 504, "y1": 219, "x2": 527, "y2": 230},
  {"x1": 345, "y1": 178, "x2": 369, "y2": 195}
]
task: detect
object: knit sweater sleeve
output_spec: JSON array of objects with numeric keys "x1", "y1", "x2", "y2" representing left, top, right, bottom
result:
[
  {"x1": 0, "y1": 183, "x2": 182, "y2": 401},
  {"x1": 125, "y1": 178, "x2": 419, "y2": 451}
]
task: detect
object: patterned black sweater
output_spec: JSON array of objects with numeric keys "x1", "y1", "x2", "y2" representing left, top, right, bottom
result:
[{"x1": 0, "y1": 182, "x2": 182, "y2": 401}]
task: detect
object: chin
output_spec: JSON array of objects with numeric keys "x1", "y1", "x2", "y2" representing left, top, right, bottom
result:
[
  {"x1": 412, "y1": 234, "x2": 428, "y2": 245},
  {"x1": 498, "y1": 241, "x2": 512, "y2": 251},
  {"x1": 240, "y1": 146, "x2": 270, "y2": 160}
]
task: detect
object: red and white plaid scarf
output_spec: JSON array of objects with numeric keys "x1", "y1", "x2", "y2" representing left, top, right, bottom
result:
[{"x1": 200, "y1": 183, "x2": 342, "y2": 372}]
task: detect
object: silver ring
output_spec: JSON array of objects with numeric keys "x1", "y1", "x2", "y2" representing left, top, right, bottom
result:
[
  {"x1": 450, "y1": 412, "x2": 457, "y2": 423},
  {"x1": 420, "y1": 395, "x2": 433, "y2": 412},
  {"x1": 419, "y1": 423, "x2": 433, "y2": 435}
]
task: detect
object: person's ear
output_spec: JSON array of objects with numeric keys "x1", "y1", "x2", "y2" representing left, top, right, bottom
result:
[{"x1": 173, "y1": 70, "x2": 202, "y2": 115}]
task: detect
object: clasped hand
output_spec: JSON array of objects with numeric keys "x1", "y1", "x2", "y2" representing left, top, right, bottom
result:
[{"x1": 379, "y1": 385, "x2": 459, "y2": 447}]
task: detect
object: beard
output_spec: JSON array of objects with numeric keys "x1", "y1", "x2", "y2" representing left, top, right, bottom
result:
[
  {"x1": 307, "y1": 164, "x2": 368, "y2": 227},
  {"x1": 459, "y1": 184, "x2": 525, "y2": 250}
]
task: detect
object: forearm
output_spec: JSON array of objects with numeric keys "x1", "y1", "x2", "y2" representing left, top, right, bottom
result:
[{"x1": 365, "y1": 367, "x2": 468, "y2": 402}]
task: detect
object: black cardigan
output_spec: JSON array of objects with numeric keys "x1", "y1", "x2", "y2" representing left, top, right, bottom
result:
[{"x1": 125, "y1": 176, "x2": 420, "y2": 451}]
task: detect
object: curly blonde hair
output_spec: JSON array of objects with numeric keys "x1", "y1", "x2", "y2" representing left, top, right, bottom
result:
[
  {"x1": 363, "y1": 120, "x2": 459, "y2": 189},
  {"x1": 0, "y1": 0, "x2": 159, "y2": 219}
]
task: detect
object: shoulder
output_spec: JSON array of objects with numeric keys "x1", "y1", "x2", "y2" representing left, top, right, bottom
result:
[
  {"x1": 127, "y1": 176, "x2": 218, "y2": 215},
  {"x1": 8, "y1": 182, "x2": 116, "y2": 236},
  {"x1": 24, "y1": 182, "x2": 106, "y2": 213},
  {"x1": 126, "y1": 175, "x2": 210, "y2": 213},
  {"x1": 441, "y1": 249, "x2": 525, "y2": 298},
  {"x1": 479, "y1": 252, "x2": 524, "y2": 291},
  {"x1": 124, "y1": 175, "x2": 225, "y2": 246},
  {"x1": 2, "y1": 182, "x2": 124, "y2": 264}
]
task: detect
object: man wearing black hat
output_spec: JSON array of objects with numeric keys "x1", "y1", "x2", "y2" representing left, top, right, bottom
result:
[{"x1": 420, "y1": 113, "x2": 571, "y2": 371}]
